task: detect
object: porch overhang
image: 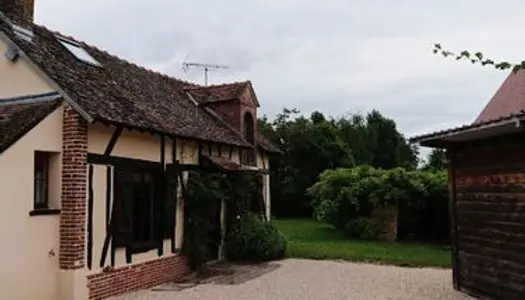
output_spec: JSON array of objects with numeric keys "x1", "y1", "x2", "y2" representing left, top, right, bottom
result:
[
  {"x1": 410, "y1": 112, "x2": 525, "y2": 148},
  {"x1": 200, "y1": 154, "x2": 266, "y2": 173}
]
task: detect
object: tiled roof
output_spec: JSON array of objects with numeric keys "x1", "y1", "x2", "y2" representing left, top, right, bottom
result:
[
  {"x1": 0, "y1": 20, "x2": 251, "y2": 148},
  {"x1": 184, "y1": 82, "x2": 250, "y2": 104},
  {"x1": 475, "y1": 70, "x2": 525, "y2": 124},
  {"x1": 0, "y1": 98, "x2": 62, "y2": 153}
]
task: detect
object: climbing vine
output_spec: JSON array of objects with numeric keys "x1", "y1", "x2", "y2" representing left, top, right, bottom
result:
[
  {"x1": 181, "y1": 169, "x2": 267, "y2": 271},
  {"x1": 432, "y1": 43, "x2": 525, "y2": 73}
]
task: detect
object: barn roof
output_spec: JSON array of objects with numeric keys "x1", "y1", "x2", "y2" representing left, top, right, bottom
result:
[
  {"x1": 475, "y1": 71, "x2": 525, "y2": 124},
  {"x1": 411, "y1": 69, "x2": 525, "y2": 148}
]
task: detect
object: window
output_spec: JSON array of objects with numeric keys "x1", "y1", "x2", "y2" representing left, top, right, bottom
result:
[
  {"x1": 113, "y1": 166, "x2": 174, "y2": 254},
  {"x1": 242, "y1": 111, "x2": 256, "y2": 165},
  {"x1": 131, "y1": 172, "x2": 155, "y2": 245},
  {"x1": 34, "y1": 151, "x2": 49, "y2": 209},
  {"x1": 56, "y1": 36, "x2": 102, "y2": 67}
]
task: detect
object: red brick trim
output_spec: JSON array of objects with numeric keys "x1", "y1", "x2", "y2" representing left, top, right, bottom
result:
[
  {"x1": 60, "y1": 105, "x2": 88, "y2": 269},
  {"x1": 87, "y1": 255, "x2": 190, "y2": 300}
]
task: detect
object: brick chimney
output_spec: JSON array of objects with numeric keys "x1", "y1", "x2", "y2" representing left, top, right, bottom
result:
[{"x1": 0, "y1": 0, "x2": 34, "y2": 27}]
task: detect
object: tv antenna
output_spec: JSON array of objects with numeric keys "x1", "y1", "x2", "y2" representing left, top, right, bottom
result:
[{"x1": 182, "y1": 59, "x2": 229, "y2": 86}]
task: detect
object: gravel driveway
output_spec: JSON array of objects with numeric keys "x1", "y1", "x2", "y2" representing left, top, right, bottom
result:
[{"x1": 112, "y1": 259, "x2": 473, "y2": 300}]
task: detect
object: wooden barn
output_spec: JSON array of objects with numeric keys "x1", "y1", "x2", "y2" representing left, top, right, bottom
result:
[{"x1": 411, "y1": 71, "x2": 525, "y2": 300}]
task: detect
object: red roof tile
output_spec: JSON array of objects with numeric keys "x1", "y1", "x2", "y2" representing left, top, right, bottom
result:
[
  {"x1": 184, "y1": 82, "x2": 250, "y2": 104},
  {"x1": 475, "y1": 71, "x2": 525, "y2": 123}
]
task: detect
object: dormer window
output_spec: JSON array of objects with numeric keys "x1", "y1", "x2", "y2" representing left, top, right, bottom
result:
[{"x1": 56, "y1": 36, "x2": 102, "y2": 67}]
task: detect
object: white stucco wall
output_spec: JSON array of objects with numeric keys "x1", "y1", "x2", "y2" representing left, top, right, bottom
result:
[
  {"x1": 0, "y1": 38, "x2": 55, "y2": 98},
  {"x1": 0, "y1": 106, "x2": 63, "y2": 300}
]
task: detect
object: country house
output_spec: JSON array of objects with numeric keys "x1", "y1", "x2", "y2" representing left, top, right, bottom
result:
[{"x1": 0, "y1": 1, "x2": 280, "y2": 299}]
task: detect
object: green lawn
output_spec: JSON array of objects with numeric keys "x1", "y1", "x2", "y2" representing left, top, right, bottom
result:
[{"x1": 273, "y1": 219, "x2": 451, "y2": 268}]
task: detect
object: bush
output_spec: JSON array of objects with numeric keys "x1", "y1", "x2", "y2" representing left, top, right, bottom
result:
[
  {"x1": 226, "y1": 213, "x2": 287, "y2": 262},
  {"x1": 344, "y1": 218, "x2": 380, "y2": 240},
  {"x1": 308, "y1": 166, "x2": 449, "y2": 243}
]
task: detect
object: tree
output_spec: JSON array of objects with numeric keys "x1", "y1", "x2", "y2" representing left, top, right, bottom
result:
[
  {"x1": 422, "y1": 149, "x2": 447, "y2": 171},
  {"x1": 260, "y1": 108, "x2": 419, "y2": 218},
  {"x1": 432, "y1": 43, "x2": 525, "y2": 73}
]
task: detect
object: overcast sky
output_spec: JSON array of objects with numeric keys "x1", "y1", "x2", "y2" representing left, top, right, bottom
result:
[{"x1": 35, "y1": 0, "x2": 524, "y2": 143}]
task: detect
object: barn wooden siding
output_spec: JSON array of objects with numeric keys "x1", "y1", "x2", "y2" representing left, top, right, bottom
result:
[{"x1": 450, "y1": 133, "x2": 525, "y2": 300}]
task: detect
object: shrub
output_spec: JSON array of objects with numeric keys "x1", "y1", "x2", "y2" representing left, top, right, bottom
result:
[
  {"x1": 226, "y1": 213, "x2": 287, "y2": 262},
  {"x1": 308, "y1": 166, "x2": 449, "y2": 243},
  {"x1": 344, "y1": 217, "x2": 381, "y2": 240}
]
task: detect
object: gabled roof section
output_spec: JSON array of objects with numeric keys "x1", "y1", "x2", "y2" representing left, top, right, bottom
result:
[
  {"x1": 0, "y1": 93, "x2": 62, "y2": 153},
  {"x1": 0, "y1": 19, "x2": 251, "y2": 148},
  {"x1": 184, "y1": 81, "x2": 250, "y2": 104},
  {"x1": 475, "y1": 70, "x2": 525, "y2": 123}
]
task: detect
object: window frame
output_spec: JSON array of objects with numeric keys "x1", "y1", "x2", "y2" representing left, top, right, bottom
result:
[
  {"x1": 56, "y1": 36, "x2": 102, "y2": 67},
  {"x1": 34, "y1": 151, "x2": 50, "y2": 210}
]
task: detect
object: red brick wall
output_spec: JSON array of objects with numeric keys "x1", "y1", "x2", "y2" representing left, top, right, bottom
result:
[
  {"x1": 207, "y1": 101, "x2": 242, "y2": 131},
  {"x1": 87, "y1": 255, "x2": 190, "y2": 300},
  {"x1": 60, "y1": 105, "x2": 88, "y2": 269}
]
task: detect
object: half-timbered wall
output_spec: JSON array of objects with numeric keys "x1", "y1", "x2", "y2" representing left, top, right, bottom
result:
[
  {"x1": 451, "y1": 132, "x2": 525, "y2": 300},
  {"x1": 84, "y1": 123, "x2": 250, "y2": 299},
  {"x1": 87, "y1": 123, "x2": 177, "y2": 271}
]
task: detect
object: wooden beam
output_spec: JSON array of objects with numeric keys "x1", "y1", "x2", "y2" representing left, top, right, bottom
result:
[
  {"x1": 87, "y1": 164, "x2": 94, "y2": 270},
  {"x1": 171, "y1": 137, "x2": 177, "y2": 254},
  {"x1": 447, "y1": 148, "x2": 461, "y2": 290},
  {"x1": 105, "y1": 166, "x2": 111, "y2": 233},
  {"x1": 103, "y1": 127, "x2": 123, "y2": 156},
  {"x1": 158, "y1": 135, "x2": 166, "y2": 257},
  {"x1": 88, "y1": 153, "x2": 163, "y2": 170}
]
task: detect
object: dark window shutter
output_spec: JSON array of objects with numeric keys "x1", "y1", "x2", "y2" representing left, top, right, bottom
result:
[
  {"x1": 164, "y1": 178, "x2": 177, "y2": 238},
  {"x1": 153, "y1": 172, "x2": 166, "y2": 242},
  {"x1": 113, "y1": 166, "x2": 134, "y2": 248}
]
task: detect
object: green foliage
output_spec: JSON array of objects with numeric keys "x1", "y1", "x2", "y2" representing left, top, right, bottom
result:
[
  {"x1": 308, "y1": 166, "x2": 449, "y2": 243},
  {"x1": 422, "y1": 149, "x2": 447, "y2": 171},
  {"x1": 344, "y1": 218, "x2": 380, "y2": 240},
  {"x1": 225, "y1": 213, "x2": 287, "y2": 262},
  {"x1": 432, "y1": 43, "x2": 525, "y2": 73},
  {"x1": 182, "y1": 171, "x2": 272, "y2": 270},
  {"x1": 259, "y1": 108, "x2": 419, "y2": 218},
  {"x1": 182, "y1": 171, "x2": 225, "y2": 270}
]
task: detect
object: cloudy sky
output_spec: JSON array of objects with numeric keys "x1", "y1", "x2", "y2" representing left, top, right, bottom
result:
[{"x1": 36, "y1": 0, "x2": 524, "y2": 142}]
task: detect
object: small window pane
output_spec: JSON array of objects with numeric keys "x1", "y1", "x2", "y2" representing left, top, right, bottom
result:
[
  {"x1": 34, "y1": 152, "x2": 49, "y2": 209},
  {"x1": 57, "y1": 37, "x2": 101, "y2": 67}
]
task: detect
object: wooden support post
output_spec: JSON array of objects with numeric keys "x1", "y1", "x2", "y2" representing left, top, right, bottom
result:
[{"x1": 447, "y1": 148, "x2": 460, "y2": 290}]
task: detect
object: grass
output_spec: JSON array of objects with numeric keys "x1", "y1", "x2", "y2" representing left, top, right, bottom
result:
[{"x1": 273, "y1": 218, "x2": 451, "y2": 268}]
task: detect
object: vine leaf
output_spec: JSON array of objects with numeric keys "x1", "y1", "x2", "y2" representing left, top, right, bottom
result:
[{"x1": 432, "y1": 43, "x2": 524, "y2": 73}]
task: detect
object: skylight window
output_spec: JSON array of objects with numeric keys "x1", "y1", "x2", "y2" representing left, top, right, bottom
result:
[
  {"x1": 56, "y1": 36, "x2": 101, "y2": 67},
  {"x1": 12, "y1": 24, "x2": 34, "y2": 42}
]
